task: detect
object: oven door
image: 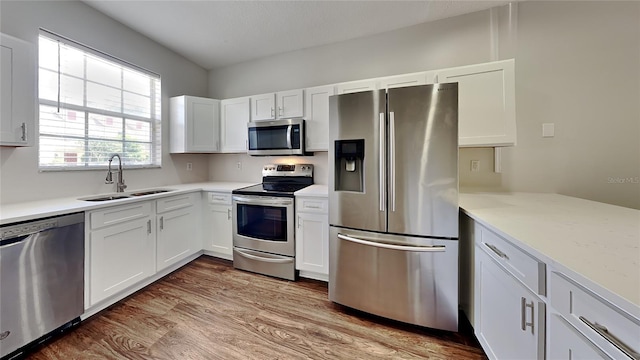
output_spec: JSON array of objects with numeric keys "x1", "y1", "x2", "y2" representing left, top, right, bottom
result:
[{"x1": 232, "y1": 195, "x2": 295, "y2": 256}]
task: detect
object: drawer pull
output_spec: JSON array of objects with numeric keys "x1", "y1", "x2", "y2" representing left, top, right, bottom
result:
[
  {"x1": 485, "y1": 242, "x2": 509, "y2": 260},
  {"x1": 579, "y1": 316, "x2": 640, "y2": 359},
  {"x1": 305, "y1": 204, "x2": 321, "y2": 209},
  {"x1": 227, "y1": 209, "x2": 231, "y2": 220},
  {"x1": 521, "y1": 297, "x2": 534, "y2": 333}
]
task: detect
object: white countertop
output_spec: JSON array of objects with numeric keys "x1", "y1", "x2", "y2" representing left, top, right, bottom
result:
[
  {"x1": 0, "y1": 182, "x2": 255, "y2": 225},
  {"x1": 460, "y1": 192, "x2": 640, "y2": 312},
  {"x1": 295, "y1": 184, "x2": 328, "y2": 197}
]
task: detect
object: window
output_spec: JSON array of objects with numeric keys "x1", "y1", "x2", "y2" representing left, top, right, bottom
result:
[{"x1": 38, "y1": 30, "x2": 161, "y2": 170}]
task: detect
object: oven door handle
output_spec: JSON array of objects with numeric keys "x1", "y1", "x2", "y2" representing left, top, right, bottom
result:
[
  {"x1": 234, "y1": 248, "x2": 294, "y2": 264},
  {"x1": 233, "y1": 195, "x2": 293, "y2": 206}
]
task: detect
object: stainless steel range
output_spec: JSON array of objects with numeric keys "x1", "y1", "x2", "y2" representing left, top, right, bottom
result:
[{"x1": 232, "y1": 164, "x2": 313, "y2": 280}]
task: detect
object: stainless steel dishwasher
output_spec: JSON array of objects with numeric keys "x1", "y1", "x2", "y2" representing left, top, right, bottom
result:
[{"x1": 0, "y1": 212, "x2": 84, "y2": 359}]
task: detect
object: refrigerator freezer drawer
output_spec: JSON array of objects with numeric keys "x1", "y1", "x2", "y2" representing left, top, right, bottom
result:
[{"x1": 328, "y1": 226, "x2": 459, "y2": 331}]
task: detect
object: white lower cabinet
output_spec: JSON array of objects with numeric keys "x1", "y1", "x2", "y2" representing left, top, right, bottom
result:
[
  {"x1": 295, "y1": 196, "x2": 329, "y2": 281},
  {"x1": 156, "y1": 193, "x2": 200, "y2": 271},
  {"x1": 87, "y1": 202, "x2": 155, "y2": 307},
  {"x1": 475, "y1": 247, "x2": 545, "y2": 360},
  {"x1": 549, "y1": 314, "x2": 611, "y2": 359},
  {"x1": 203, "y1": 192, "x2": 233, "y2": 260}
]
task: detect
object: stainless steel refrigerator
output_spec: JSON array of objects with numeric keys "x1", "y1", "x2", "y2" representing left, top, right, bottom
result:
[{"x1": 328, "y1": 83, "x2": 459, "y2": 331}]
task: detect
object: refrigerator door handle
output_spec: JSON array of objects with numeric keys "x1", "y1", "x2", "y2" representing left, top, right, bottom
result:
[
  {"x1": 337, "y1": 233, "x2": 446, "y2": 252},
  {"x1": 379, "y1": 112, "x2": 386, "y2": 212},
  {"x1": 389, "y1": 111, "x2": 396, "y2": 212}
]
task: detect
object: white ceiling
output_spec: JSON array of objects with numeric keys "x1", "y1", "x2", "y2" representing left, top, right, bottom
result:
[{"x1": 82, "y1": 0, "x2": 513, "y2": 70}]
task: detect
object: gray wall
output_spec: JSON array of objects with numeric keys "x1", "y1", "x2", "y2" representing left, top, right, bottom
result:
[
  {"x1": 208, "y1": 1, "x2": 640, "y2": 209},
  {"x1": 0, "y1": 0, "x2": 210, "y2": 204}
]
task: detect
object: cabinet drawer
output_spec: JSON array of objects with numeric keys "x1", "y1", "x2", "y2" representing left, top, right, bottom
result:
[
  {"x1": 156, "y1": 192, "x2": 197, "y2": 213},
  {"x1": 549, "y1": 314, "x2": 611, "y2": 359},
  {"x1": 550, "y1": 271, "x2": 640, "y2": 360},
  {"x1": 90, "y1": 201, "x2": 152, "y2": 229},
  {"x1": 208, "y1": 192, "x2": 231, "y2": 205},
  {"x1": 296, "y1": 197, "x2": 328, "y2": 214},
  {"x1": 478, "y1": 225, "x2": 545, "y2": 296}
]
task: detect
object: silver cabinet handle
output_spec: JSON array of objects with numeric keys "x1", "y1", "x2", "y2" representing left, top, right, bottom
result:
[
  {"x1": 337, "y1": 233, "x2": 445, "y2": 252},
  {"x1": 389, "y1": 111, "x2": 396, "y2": 212},
  {"x1": 580, "y1": 316, "x2": 640, "y2": 359},
  {"x1": 279, "y1": 106, "x2": 283, "y2": 117},
  {"x1": 271, "y1": 107, "x2": 275, "y2": 117},
  {"x1": 159, "y1": 216, "x2": 164, "y2": 230},
  {"x1": 297, "y1": 216, "x2": 301, "y2": 228},
  {"x1": 485, "y1": 243, "x2": 509, "y2": 260},
  {"x1": 521, "y1": 297, "x2": 534, "y2": 333},
  {"x1": 147, "y1": 219, "x2": 151, "y2": 234},
  {"x1": 227, "y1": 208, "x2": 231, "y2": 220},
  {"x1": 234, "y1": 248, "x2": 293, "y2": 264},
  {"x1": 21, "y1": 122, "x2": 27, "y2": 142},
  {"x1": 379, "y1": 113, "x2": 385, "y2": 212}
]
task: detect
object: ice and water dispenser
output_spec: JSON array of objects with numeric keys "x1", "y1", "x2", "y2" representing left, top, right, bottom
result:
[{"x1": 334, "y1": 139, "x2": 364, "y2": 192}]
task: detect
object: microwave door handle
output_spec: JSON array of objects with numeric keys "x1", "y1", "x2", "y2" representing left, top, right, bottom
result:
[{"x1": 286, "y1": 125, "x2": 293, "y2": 149}]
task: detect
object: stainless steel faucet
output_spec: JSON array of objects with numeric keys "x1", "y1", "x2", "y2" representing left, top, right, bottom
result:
[{"x1": 105, "y1": 154, "x2": 127, "y2": 192}]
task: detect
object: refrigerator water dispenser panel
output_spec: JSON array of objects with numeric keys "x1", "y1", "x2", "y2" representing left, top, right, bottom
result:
[{"x1": 334, "y1": 139, "x2": 365, "y2": 192}]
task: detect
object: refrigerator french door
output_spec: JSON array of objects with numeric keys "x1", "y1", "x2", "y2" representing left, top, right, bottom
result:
[{"x1": 328, "y1": 84, "x2": 459, "y2": 331}]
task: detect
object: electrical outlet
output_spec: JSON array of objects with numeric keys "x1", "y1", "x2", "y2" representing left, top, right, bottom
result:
[
  {"x1": 471, "y1": 160, "x2": 480, "y2": 172},
  {"x1": 186, "y1": 163, "x2": 193, "y2": 171},
  {"x1": 236, "y1": 161, "x2": 242, "y2": 170}
]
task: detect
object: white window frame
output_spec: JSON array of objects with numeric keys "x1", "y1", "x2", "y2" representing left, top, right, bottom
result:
[{"x1": 38, "y1": 29, "x2": 162, "y2": 171}]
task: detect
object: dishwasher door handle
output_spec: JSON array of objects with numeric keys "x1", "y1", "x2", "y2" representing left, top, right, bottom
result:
[{"x1": 0, "y1": 235, "x2": 31, "y2": 248}]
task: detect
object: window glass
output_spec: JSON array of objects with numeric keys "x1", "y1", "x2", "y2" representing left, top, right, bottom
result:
[{"x1": 38, "y1": 32, "x2": 161, "y2": 170}]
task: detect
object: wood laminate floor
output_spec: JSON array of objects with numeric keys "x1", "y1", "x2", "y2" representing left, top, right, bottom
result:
[{"x1": 28, "y1": 256, "x2": 487, "y2": 359}]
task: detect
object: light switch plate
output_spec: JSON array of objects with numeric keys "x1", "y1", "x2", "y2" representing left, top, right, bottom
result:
[{"x1": 542, "y1": 123, "x2": 555, "y2": 137}]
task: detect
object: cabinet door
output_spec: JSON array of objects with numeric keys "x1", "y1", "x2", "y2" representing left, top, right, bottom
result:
[
  {"x1": 295, "y1": 212, "x2": 329, "y2": 279},
  {"x1": 170, "y1": 96, "x2": 220, "y2": 153},
  {"x1": 335, "y1": 79, "x2": 378, "y2": 94},
  {"x1": 438, "y1": 59, "x2": 516, "y2": 147},
  {"x1": 204, "y1": 204, "x2": 233, "y2": 259},
  {"x1": 0, "y1": 33, "x2": 36, "y2": 147},
  {"x1": 304, "y1": 85, "x2": 334, "y2": 151},
  {"x1": 475, "y1": 247, "x2": 545, "y2": 360},
  {"x1": 251, "y1": 93, "x2": 276, "y2": 121},
  {"x1": 90, "y1": 217, "x2": 155, "y2": 306},
  {"x1": 549, "y1": 314, "x2": 611, "y2": 360},
  {"x1": 220, "y1": 97, "x2": 250, "y2": 152},
  {"x1": 378, "y1": 72, "x2": 430, "y2": 89},
  {"x1": 277, "y1": 89, "x2": 304, "y2": 118},
  {"x1": 156, "y1": 206, "x2": 198, "y2": 271}
]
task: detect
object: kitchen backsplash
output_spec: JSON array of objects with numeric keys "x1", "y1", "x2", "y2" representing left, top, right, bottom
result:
[{"x1": 208, "y1": 152, "x2": 329, "y2": 185}]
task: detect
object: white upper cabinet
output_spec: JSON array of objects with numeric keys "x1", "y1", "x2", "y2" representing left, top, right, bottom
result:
[
  {"x1": 378, "y1": 71, "x2": 436, "y2": 89},
  {"x1": 304, "y1": 85, "x2": 335, "y2": 152},
  {"x1": 169, "y1": 95, "x2": 220, "y2": 153},
  {"x1": 251, "y1": 89, "x2": 304, "y2": 121},
  {"x1": 251, "y1": 93, "x2": 275, "y2": 121},
  {"x1": 0, "y1": 33, "x2": 36, "y2": 147},
  {"x1": 335, "y1": 79, "x2": 379, "y2": 94},
  {"x1": 220, "y1": 96, "x2": 250, "y2": 153},
  {"x1": 437, "y1": 59, "x2": 516, "y2": 147}
]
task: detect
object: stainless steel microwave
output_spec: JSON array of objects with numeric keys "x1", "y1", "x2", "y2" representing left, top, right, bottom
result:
[{"x1": 247, "y1": 118, "x2": 306, "y2": 156}]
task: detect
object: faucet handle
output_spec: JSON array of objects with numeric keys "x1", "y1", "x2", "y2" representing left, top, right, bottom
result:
[{"x1": 105, "y1": 171, "x2": 114, "y2": 184}]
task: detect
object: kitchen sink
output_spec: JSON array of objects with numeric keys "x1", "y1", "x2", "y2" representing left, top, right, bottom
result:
[
  {"x1": 130, "y1": 189, "x2": 173, "y2": 196},
  {"x1": 81, "y1": 195, "x2": 131, "y2": 201},
  {"x1": 79, "y1": 189, "x2": 175, "y2": 202}
]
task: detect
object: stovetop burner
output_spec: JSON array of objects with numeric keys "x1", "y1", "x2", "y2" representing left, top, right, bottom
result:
[{"x1": 232, "y1": 164, "x2": 314, "y2": 198}]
